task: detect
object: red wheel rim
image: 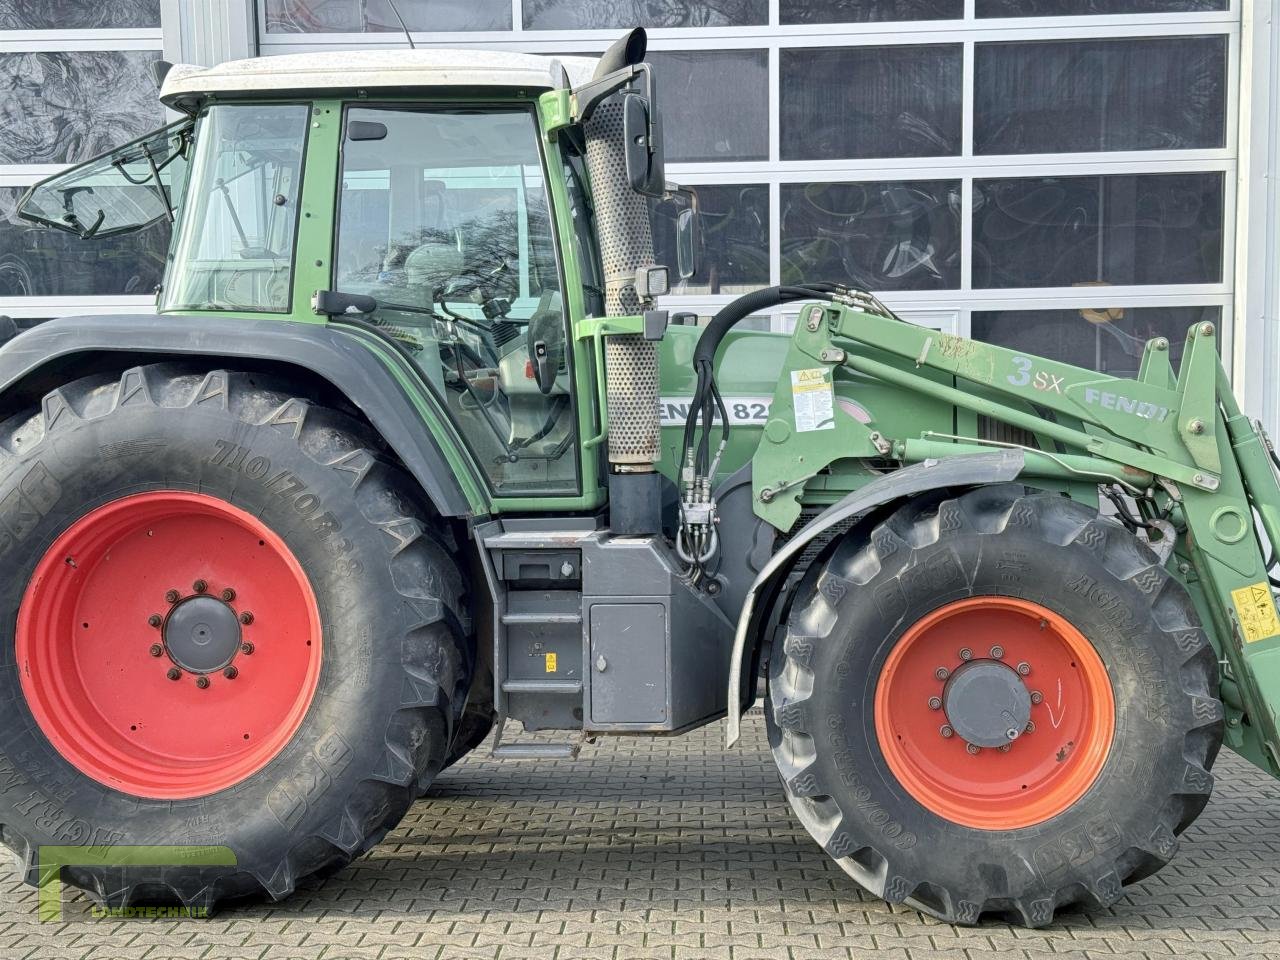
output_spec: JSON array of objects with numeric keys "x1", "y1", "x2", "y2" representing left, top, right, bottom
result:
[
  {"x1": 874, "y1": 597, "x2": 1115, "y2": 830},
  {"x1": 17, "y1": 492, "x2": 322, "y2": 800}
]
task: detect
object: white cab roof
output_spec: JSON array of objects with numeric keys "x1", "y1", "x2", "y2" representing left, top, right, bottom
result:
[{"x1": 160, "y1": 49, "x2": 599, "y2": 106}]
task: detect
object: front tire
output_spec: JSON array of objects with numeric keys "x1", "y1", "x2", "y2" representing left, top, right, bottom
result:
[
  {"x1": 0, "y1": 365, "x2": 473, "y2": 911},
  {"x1": 766, "y1": 485, "x2": 1223, "y2": 926}
]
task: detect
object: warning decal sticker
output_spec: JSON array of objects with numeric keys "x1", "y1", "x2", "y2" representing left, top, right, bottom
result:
[
  {"x1": 791, "y1": 368, "x2": 835, "y2": 433},
  {"x1": 1230, "y1": 581, "x2": 1280, "y2": 643}
]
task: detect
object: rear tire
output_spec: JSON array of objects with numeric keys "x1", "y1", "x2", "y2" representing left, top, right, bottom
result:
[
  {"x1": 0, "y1": 365, "x2": 473, "y2": 911},
  {"x1": 766, "y1": 485, "x2": 1223, "y2": 926}
]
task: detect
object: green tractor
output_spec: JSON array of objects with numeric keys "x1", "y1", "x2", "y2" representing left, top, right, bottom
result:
[{"x1": 1, "y1": 28, "x2": 1275, "y2": 927}]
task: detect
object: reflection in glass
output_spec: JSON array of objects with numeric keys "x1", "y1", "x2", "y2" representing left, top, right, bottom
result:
[
  {"x1": 781, "y1": 46, "x2": 962, "y2": 160},
  {"x1": 976, "y1": 37, "x2": 1226, "y2": 154},
  {"x1": 647, "y1": 51, "x2": 768, "y2": 163},
  {"x1": 977, "y1": 0, "x2": 1224, "y2": 16},
  {"x1": 653, "y1": 185, "x2": 770, "y2": 295},
  {"x1": 523, "y1": 0, "x2": 766, "y2": 29},
  {"x1": 781, "y1": 181, "x2": 961, "y2": 291},
  {"x1": 0, "y1": 51, "x2": 166, "y2": 165},
  {"x1": 972, "y1": 305, "x2": 1220, "y2": 376},
  {"x1": 973, "y1": 173, "x2": 1223, "y2": 288},
  {"x1": 265, "y1": 0, "x2": 509, "y2": 31},
  {"x1": 781, "y1": 0, "x2": 961, "y2": 23},
  {"x1": 0, "y1": 0, "x2": 160, "y2": 28},
  {"x1": 0, "y1": 189, "x2": 168, "y2": 297}
]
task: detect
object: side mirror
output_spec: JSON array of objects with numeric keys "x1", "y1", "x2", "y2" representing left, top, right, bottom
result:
[{"x1": 622, "y1": 93, "x2": 665, "y2": 198}]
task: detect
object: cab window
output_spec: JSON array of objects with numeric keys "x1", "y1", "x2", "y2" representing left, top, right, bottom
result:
[
  {"x1": 161, "y1": 103, "x2": 310, "y2": 313},
  {"x1": 335, "y1": 104, "x2": 578, "y2": 497}
]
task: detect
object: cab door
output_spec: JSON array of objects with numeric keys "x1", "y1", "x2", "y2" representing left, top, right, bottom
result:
[{"x1": 333, "y1": 103, "x2": 580, "y2": 498}]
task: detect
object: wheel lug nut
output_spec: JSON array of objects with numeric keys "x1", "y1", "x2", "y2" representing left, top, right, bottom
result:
[
  {"x1": 239, "y1": 611, "x2": 254, "y2": 625},
  {"x1": 241, "y1": 641, "x2": 255, "y2": 655},
  {"x1": 959, "y1": 648, "x2": 973, "y2": 661},
  {"x1": 1025, "y1": 721, "x2": 1036, "y2": 733},
  {"x1": 1030, "y1": 691, "x2": 1043, "y2": 705},
  {"x1": 940, "y1": 725, "x2": 954, "y2": 739},
  {"x1": 1016, "y1": 661, "x2": 1031, "y2": 676},
  {"x1": 149, "y1": 643, "x2": 164, "y2": 658},
  {"x1": 195, "y1": 676, "x2": 210, "y2": 689},
  {"x1": 166, "y1": 667, "x2": 181, "y2": 681},
  {"x1": 935, "y1": 667, "x2": 950, "y2": 681},
  {"x1": 224, "y1": 666, "x2": 238, "y2": 680},
  {"x1": 966, "y1": 743, "x2": 981, "y2": 755},
  {"x1": 148, "y1": 614, "x2": 163, "y2": 628},
  {"x1": 990, "y1": 645, "x2": 1004, "y2": 659},
  {"x1": 928, "y1": 696, "x2": 942, "y2": 710},
  {"x1": 999, "y1": 744, "x2": 1011, "y2": 753},
  {"x1": 193, "y1": 579, "x2": 207, "y2": 594},
  {"x1": 165, "y1": 590, "x2": 180, "y2": 604},
  {"x1": 221, "y1": 588, "x2": 236, "y2": 602},
  {"x1": 1006, "y1": 727, "x2": 1021, "y2": 741}
]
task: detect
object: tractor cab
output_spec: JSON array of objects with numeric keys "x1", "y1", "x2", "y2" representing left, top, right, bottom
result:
[{"x1": 16, "y1": 41, "x2": 692, "y2": 503}]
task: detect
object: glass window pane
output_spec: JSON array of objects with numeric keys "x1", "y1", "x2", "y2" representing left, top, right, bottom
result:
[
  {"x1": 162, "y1": 105, "x2": 310, "y2": 313},
  {"x1": 781, "y1": 180, "x2": 962, "y2": 291},
  {"x1": 976, "y1": 36, "x2": 1226, "y2": 155},
  {"x1": 972, "y1": 173, "x2": 1223, "y2": 288},
  {"x1": 647, "y1": 51, "x2": 768, "y2": 163},
  {"x1": 781, "y1": 46, "x2": 962, "y2": 160},
  {"x1": 978, "y1": 1, "x2": 1225, "y2": 16},
  {"x1": 0, "y1": 51, "x2": 167, "y2": 165},
  {"x1": 0, "y1": 0, "x2": 160, "y2": 28},
  {"x1": 335, "y1": 105, "x2": 578, "y2": 496},
  {"x1": 653, "y1": 184, "x2": 770, "y2": 295},
  {"x1": 972, "y1": 305, "x2": 1220, "y2": 376},
  {"x1": 524, "y1": 0, "x2": 766, "y2": 29},
  {"x1": 0, "y1": 188, "x2": 168, "y2": 297},
  {"x1": 265, "y1": 0, "x2": 510, "y2": 31},
  {"x1": 782, "y1": 1, "x2": 961, "y2": 24}
]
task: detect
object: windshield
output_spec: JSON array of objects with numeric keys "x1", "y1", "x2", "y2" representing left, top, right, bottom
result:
[
  {"x1": 160, "y1": 103, "x2": 309, "y2": 313},
  {"x1": 17, "y1": 121, "x2": 191, "y2": 239}
]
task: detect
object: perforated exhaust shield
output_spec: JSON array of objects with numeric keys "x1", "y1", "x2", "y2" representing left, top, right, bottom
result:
[{"x1": 583, "y1": 96, "x2": 660, "y2": 467}]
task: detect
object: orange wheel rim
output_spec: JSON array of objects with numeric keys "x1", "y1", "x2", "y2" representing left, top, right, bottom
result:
[{"x1": 874, "y1": 597, "x2": 1115, "y2": 830}]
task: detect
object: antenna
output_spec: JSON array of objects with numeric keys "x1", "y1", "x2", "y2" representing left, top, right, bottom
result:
[{"x1": 384, "y1": 0, "x2": 417, "y2": 50}]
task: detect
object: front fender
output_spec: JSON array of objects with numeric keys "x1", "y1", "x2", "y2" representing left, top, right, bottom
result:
[
  {"x1": 726, "y1": 449, "x2": 1026, "y2": 746},
  {"x1": 0, "y1": 314, "x2": 485, "y2": 518}
]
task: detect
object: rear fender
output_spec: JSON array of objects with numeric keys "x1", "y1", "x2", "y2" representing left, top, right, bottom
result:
[
  {"x1": 726, "y1": 450, "x2": 1026, "y2": 746},
  {"x1": 0, "y1": 314, "x2": 482, "y2": 519}
]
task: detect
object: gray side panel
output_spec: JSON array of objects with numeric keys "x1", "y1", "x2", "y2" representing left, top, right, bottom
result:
[
  {"x1": 0, "y1": 314, "x2": 475, "y2": 517},
  {"x1": 589, "y1": 602, "x2": 667, "y2": 724}
]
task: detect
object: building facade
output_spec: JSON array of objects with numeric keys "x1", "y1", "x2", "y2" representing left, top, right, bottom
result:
[{"x1": 2, "y1": 1, "x2": 1278, "y2": 430}]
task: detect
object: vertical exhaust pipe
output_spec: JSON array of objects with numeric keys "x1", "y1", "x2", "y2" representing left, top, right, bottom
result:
[{"x1": 581, "y1": 29, "x2": 664, "y2": 533}]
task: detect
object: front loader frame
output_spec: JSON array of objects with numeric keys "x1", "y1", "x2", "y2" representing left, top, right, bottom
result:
[{"x1": 752, "y1": 299, "x2": 1280, "y2": 777}]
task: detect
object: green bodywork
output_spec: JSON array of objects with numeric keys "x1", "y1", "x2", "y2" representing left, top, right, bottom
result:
[{"x1": 17, "y1": 84, "x2": 1280, "y2": 782}]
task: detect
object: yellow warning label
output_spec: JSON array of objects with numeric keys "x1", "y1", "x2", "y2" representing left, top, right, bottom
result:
[
  {"x1": 1230, "y1": 581, "x2": 1280, "y2": 643},
  {"x1": 545, "y1": 652, "x2": 558, "y2": 673}
]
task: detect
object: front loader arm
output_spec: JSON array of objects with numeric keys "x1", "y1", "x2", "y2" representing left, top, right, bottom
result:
[{"x1": 751, "y1": 298, "x2": 1280, "y2": 776}]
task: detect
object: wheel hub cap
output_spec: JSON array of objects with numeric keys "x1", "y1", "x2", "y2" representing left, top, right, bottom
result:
[
  {"x1": 943, "y1": 660, "x2": 1032, "y2": 748},
  {"x1": 164, "y1": 596, "x2": 242, "y2": 674}
]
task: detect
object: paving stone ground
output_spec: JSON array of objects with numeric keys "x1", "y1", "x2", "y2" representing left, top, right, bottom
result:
[{"x1": 3, "y1": 710, "x2": 1279, "y2": 959}]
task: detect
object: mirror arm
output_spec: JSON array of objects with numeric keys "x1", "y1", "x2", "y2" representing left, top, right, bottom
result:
[{"x1": 571, "y1": 64, "x2": 649, "y2": 124}]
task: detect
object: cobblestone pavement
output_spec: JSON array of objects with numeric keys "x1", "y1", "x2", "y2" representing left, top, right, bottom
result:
[{"x1": 3, "y1": 711, "x2": 1279, "y2": 959}]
